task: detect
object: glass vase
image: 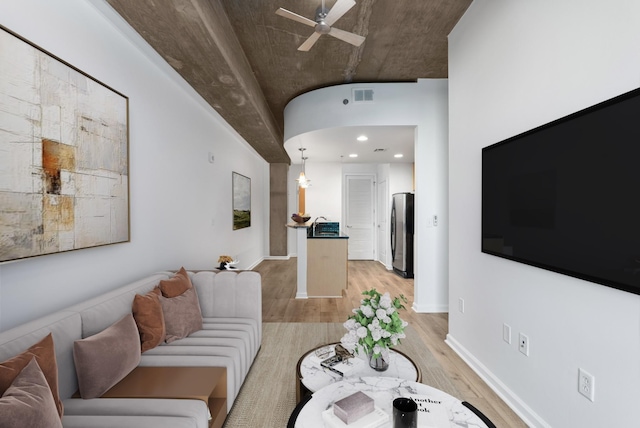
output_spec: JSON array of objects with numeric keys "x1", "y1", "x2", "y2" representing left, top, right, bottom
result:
[{"x1": 368, "y1": 350, "x2": 389, "y2": 371}]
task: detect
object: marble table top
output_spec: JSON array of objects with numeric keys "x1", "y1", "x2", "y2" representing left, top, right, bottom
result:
[
  {"x1": 299, "y1": 344, "x2": 420, "y2": 394},
  {"x1": 294, "y1": 377, "x2": 489, "y2": 428}
]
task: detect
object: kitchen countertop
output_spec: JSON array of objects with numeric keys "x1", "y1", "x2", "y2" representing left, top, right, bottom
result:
[
  {"x1": 307, "y1": 230, "x2": 349, "y2": 239},
  {"x1": 286, "y1": 221, "x2": 348, "y2": 238},
  {"x1": 286, "y1": 221, "x2": 312, "y2": 228}
]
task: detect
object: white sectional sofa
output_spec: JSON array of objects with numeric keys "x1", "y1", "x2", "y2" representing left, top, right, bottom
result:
[{"x1": 0, "y1": 270, "x2": 261, "y2": 428}]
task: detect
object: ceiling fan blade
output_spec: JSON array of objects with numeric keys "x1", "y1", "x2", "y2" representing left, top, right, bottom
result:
[
  {"x1": 328, "y1": 27, "x2": 365, "y2": 47},
  {"x1": 325, "y1": 0, "x2": 356, "y2": 26},
  {"x1": 298, "y1": 32, "x2": 322, "y2": 51},
  {"x1": 275, "y1": 8, "x2": 317, "y2": 27}
]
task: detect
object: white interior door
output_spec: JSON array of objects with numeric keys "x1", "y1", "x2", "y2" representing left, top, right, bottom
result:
[
  {"x1": 377, "y1": 179, "x2": 388, "y2": 267},
  {"x1": 345, "y1": 175, "x2": 375, "y2": 260}
]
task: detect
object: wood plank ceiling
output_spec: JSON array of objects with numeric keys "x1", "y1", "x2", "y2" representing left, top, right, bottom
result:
[{"x1": 106, "y1": 0, "x2": 472, "y2": 164}]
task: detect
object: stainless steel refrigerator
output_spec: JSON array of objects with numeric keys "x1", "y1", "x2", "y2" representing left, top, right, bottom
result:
[{"x1": 391, "y1": 192, "x2": 414, "y2": 278}]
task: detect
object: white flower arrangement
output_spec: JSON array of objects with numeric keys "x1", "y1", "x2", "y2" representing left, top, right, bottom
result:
[{"x1": 340, "y1": 289, "x2": 408, "y2": 358}]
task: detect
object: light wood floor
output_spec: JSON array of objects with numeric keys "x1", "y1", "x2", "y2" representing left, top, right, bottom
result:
[{"x1": 254, "y1": 258, "x2": 527, "y2": 427}]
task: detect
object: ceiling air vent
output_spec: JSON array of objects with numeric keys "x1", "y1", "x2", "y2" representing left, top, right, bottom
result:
[{"x1": 352, "y1": 88, "x2": 374, "y2": 103}]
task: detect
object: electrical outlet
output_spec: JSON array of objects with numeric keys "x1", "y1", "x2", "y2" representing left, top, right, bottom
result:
[
  {"x1": 433, "y1": 215, "x2": 438, "y2": 226},
  {"x1": 458, "y1": 298, "x2": 464, "y2": 313},
  {"x1": 503, "y1": 323, "x2": 511, "y2": 344},
  {"x1": 578, "y1": 368, "x2": 595, "y2": 402},
  {"x1": 518, "y1": 333, "x2": 529, "y2": 356}
]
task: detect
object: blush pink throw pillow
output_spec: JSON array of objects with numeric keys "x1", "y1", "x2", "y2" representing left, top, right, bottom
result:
[
  {"x1": 159, "y1": 287, "x2": 203, "y2": 343},
  {"x1": 73, "y1": 314, "x2": 141, "y2": 399}
]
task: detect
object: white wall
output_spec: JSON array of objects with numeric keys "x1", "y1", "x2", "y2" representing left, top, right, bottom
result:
[
  {"x1": 0, "y1": 0, "x2": 268, "y2": 331},
  {"x1": 284, "y1": 81, "x2": 449, "y2": 312},
  {"x1": 389, "y1": 164, "x2": 414, "y2": 195},
  {"x1": 448, "y1": 1, "x2": 640, "y2": 426},
  {"x1": 305, "y1": 163, "x2": 343, "y2": 222}
]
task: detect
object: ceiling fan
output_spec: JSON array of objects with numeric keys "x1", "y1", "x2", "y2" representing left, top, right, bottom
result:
[{"x1": 275, "y1": 0, "x2": 365, "y2": 52}]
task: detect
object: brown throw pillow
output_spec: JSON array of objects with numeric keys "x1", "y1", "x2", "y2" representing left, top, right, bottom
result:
[
  {"x1": 132, "y1": 290, "x2": 166, "y2": 352},
  {"x1": 159, "y1": 287, "x2": 203, "y2": 343},
  {"x1": 0, "y1": 333, "x2": 63, "y2": 417},
  {"x1": 0, "y1": 358, "x2": 63, "y2": 428},
  {"x1": 158, "y1": 267, "x2": 192, "y2": 298},
  {"x1": 73, "y1": 314, "x2": 141, "y2": 399}
]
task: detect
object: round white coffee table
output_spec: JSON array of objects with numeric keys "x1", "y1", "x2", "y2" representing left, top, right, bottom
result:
[
  {"x1": 296, "y1": 343, "x2": 421, "y2": 402},
  {"x1": 293, "y1": 377, "x2": 491, "y2": 428}
]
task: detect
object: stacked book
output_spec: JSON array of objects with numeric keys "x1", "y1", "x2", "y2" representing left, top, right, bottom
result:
[
  {"x1": 321, "y1": 407, "x2": 389, "y2": 428},
  {"x1": 322, "y1": 392, "x2": 388, "y2": 428}
]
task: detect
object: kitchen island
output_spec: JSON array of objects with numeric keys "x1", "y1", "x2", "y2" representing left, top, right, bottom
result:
[{"x1": 286, "y1": 222, "x2": 349, "y2": 298}]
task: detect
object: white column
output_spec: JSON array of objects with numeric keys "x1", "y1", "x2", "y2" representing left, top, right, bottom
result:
[{"x1": 295, "y1": 227, "x2": 308, "y2": 299}]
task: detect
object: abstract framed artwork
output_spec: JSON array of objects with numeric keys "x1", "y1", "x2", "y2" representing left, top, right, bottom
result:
[
  {"x1": 0, "y1": 26, "x2": 130, "y2": 263},
  {"x1": 232, "y1": 172, "x2": 251, "y2": 230}
]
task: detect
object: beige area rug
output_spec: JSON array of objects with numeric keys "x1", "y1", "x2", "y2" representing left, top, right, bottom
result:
[{"x1": 222, "y1": 323, "x2": 460, "y2": 428}]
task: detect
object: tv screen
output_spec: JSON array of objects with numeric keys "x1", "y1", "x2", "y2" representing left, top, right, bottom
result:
[{"x1": 482, "y1": 87, "x2": 640, "y2": 295}]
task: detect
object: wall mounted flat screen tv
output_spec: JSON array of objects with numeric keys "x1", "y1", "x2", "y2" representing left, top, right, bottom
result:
[{"x1": 482, "y1": 87, "x2": 640, "y2": 295}]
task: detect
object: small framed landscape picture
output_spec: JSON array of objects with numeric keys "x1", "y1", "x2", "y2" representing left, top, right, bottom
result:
[{"x1": 232, "y1": 172, "x2": 251, "y2": 230}]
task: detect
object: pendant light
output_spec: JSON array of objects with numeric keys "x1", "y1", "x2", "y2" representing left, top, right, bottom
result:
[{"x1": 297, "y1": 147, "x2": 310, "y2": 188}]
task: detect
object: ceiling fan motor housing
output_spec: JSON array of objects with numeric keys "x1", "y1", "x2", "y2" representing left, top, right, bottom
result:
[
  {"x1": 315, "y1": 22, "x2": 331, "y2": 34},
  {"x1": 315, "y1": 6, "x2": 331, "y2": 33}
]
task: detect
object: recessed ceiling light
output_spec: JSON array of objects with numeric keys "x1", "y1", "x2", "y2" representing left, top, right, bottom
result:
[
  {"x1": 394, "y1": 154, "x2": 403, "y2": 158},
  {"x1": 349, "y1": 153, "x2": 358, "y2": 158},
  {"x1": 357, "y1": 135, "x2": 368, "y2": 141}
]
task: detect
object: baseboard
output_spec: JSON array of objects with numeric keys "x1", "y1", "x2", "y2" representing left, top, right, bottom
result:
[
  {"x1": 262, "y1": 255, "x2": 290, "y2": 261},
  {"x1": 445, "y1": 334, "x2": 549, "y2": 428},
  {"x1": 412, "y1": 302, "x2": 448, "y2": 313},
  {"x1": 244, "y1": 258, "x2": 264, "y2": 270}
]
